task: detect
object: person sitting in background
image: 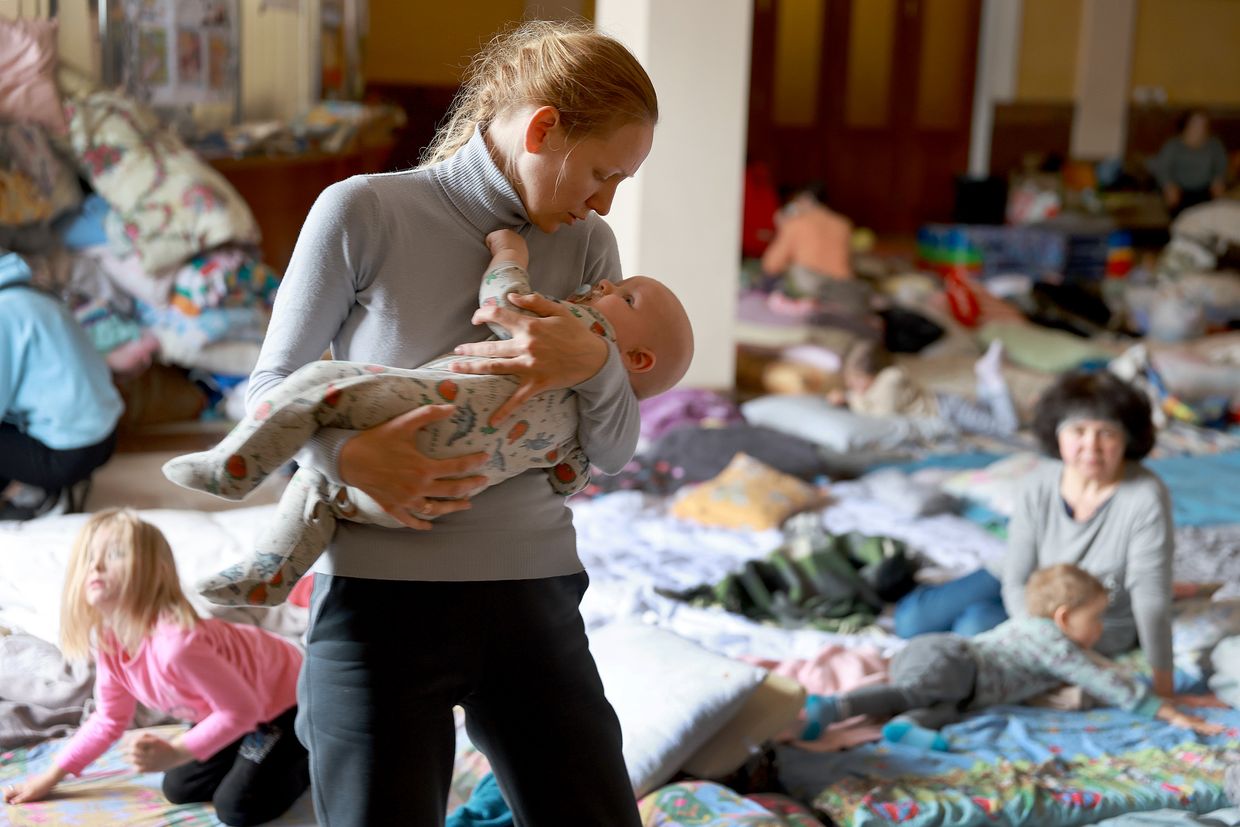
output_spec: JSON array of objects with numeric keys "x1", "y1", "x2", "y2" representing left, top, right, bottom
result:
[
  {"x1": 894, "y1": 371, "x2": 1199, "y2": 701},
  {"x1": 1150, "y1": 110, "x2": 1228, "y2": 217},
  {"x1": 829, "y1": 339, "x2": 1019, "y2": 438},
  {"x1": 761, "y1": 186, "x2": 854, "y2": 288},
  {"x1": 793, "y1": 564, "x2": 1224, "y2": 751},
  {"x1": 0, "y1": 251, "x2": 122, "y2": 520}
]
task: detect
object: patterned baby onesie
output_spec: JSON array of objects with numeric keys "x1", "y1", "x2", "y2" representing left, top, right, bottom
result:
[{"x1": 163, "y1": 261, "x2": 616, "y2": 606}]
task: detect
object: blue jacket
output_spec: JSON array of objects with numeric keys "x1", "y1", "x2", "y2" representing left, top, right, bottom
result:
[{"x1": 0, "y1": 253, "x2": 123, "y2": 450}]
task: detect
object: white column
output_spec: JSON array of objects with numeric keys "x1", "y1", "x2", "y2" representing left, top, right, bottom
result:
[
  {"x1": 1070, "y1": 0, "x2": 1137, "y2": 160},
  {"x1": 967, "y1": 0, "x2": 1023, "y2": 177},
  {"x1": 595, "y1": 0, "x2": 752, "y2": 392}
]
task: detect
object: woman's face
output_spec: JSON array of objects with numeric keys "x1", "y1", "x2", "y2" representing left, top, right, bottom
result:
[
  {"x1": 1183, "y1": 113, "x2": 1210, "y2": 147},
  {"x1": 515, "y1": 117, "x2": 654, "y2": 233},
  {"x1": 1057, "y1": 418, "x2": 1126, "y2": 483}
]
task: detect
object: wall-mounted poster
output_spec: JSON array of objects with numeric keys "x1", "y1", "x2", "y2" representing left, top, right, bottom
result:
[{"x1": 100, "y1": 0, "x2": 240, "y2": 118}]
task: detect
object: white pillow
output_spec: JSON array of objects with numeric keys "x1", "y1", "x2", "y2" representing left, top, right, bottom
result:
[
  {"x1": 589, "y1": 623, "x2": 767, "y2": 797},
  {"x1": 740, "y1": 394, "x2": 951, "y2": 453}
]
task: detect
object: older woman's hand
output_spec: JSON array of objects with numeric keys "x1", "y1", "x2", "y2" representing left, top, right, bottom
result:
[
  {"x1": 451, "y1": 292, "x2": 609, "y2": 425},
  {"x1": 339, "y1": 405, "x2": 490, "y2": 530}
]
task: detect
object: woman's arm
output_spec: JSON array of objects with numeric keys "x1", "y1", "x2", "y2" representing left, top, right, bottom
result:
[
  {"x1": 1000, "y1": 480, "x2": 1043, "y2": 618},
  {"x1": 1125, "y1": 482, "x2": 1175, "y2": 693},
  {"x1": 1209, "y1": 138, "x2": 1228, "y2": 197},
  {"x1": 249, "y1": 179, "x2": 488, "y2": 527}
]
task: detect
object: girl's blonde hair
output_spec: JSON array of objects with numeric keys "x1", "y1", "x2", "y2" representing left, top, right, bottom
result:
[
  {"x1": 420, "y1": 20, "x2": 658, "y2": 168},
  {"x1": 60, "y1": 509, "x2": 198, "y2": 660}
]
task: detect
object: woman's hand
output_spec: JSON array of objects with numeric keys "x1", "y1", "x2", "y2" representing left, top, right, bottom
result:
[
  {"x1": 1158, "y1": 706, "x2": 1226, "y2": 737},
  {"x1": 339, "y1": 405, "x2": 490, "y2": 530},
  {"x1": 3, "y1": 766, "x2": 64, "y2": 805},
  {"x1": 451, "y1": 293, "x2": 609, "y2": 425},
  {"x1": 123, "y1": 733, "x2": 194, "y2": 774},
  {"x1": 1163, "y1": 183, "x2": 1182, "y2": 207}
]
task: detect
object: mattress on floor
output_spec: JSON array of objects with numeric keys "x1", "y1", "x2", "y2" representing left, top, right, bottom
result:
[{"x1": 776, "y1": 704, "x2": 1240, "y2": 827}]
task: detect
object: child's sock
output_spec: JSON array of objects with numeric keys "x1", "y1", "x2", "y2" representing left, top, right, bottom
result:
[
  {"x1": 882, "y1": 718, "x2": 950, "y2": 751},
  {"x1": 974, "y1": 340, "x2": 1006, "y2": 390},
  {"x1": 799, "y1": 694, "x2": 842, "y2": 741}
]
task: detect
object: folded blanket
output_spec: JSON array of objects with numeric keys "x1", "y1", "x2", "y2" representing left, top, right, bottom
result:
[{"x1": 0, "y1": 630, "x2": 93, "y2": 749}]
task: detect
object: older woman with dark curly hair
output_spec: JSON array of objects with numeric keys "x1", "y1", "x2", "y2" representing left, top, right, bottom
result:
[{"x1": 896, "y1": 370, "x2": 1180, "y2": 697}]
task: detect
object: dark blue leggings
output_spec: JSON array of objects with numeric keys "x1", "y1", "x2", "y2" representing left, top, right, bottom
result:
[
  {"x1": 894, "y1": 568, "x2": 1008, "y2": 638},
  {"x1": 297, "y1": 572, "x2": 639, "y2": 827}
]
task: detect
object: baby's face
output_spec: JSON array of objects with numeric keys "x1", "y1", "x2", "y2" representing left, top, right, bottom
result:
[
  {"x1": 843, "y1": 367, "x2": 874, "y2": 394},
  {"x1": 575, "y1": 277, "x2": 662, "y2": 354},
  {"x1": 576, "y1": 276, "x2": 692, "y2": 395},
  {"x1": 1057, "y1": 594, "x2": 1108, "y2": 650}
]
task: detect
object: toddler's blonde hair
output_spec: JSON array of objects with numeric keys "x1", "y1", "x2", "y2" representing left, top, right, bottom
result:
[
  {"x1": 1025, "y1": 563, "x2": 1108, "y2": 619},
  {"x1": 60, "y1": 509, "x2": 198, "y2": 660},
  {"x1": 421, "y1": 20, "x2": 658, "y2": 168}
]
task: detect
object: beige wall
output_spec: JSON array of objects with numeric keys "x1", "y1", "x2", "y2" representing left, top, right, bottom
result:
[
  {"x1": 365, "y1": 0, "x2": 522, "y2": 85},
  {"x1": 1014, "y1": 0, "x2": 1082, "y2": 102},
  {"x1": 1017, "y1": 0, "x2": 1240, "y2": 107},
  {"x1": 1130, "y1": 0, "x2": 1240, "y2": 105}
]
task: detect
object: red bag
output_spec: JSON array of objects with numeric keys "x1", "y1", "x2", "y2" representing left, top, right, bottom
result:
[{"x1": 943, "y1": 270, "x2": 981, "y2": 327}]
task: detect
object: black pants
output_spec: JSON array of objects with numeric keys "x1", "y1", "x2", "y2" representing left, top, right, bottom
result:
[
  {"x1": 298, "y1": 572, "x2": 640, "y2": 827},
  {"x1": 162, "y1": 705, "x2": 309, "y2": 827},
  {"x1": 0, "y1": 423, "x2": 117, "y2": 492},
  {"x1": 1169, "y1": 187, "x2": 1213, "y2": 219}
]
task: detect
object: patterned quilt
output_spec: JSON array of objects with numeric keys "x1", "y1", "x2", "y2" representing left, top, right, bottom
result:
[
  {"x1": 776, "y1": 704, "x2": 1240, "y2": 827},
  {"x1": 0, "y1": 726, "x2": 315, "y2": 827}
]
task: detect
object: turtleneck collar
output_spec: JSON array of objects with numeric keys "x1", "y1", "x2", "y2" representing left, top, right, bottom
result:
[{"x1": 432, "y1": 125, "x2": 530, "y2": 233}]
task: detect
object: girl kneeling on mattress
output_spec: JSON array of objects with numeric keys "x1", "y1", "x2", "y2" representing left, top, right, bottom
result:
[{"x1": 3, "y1": 510, "x2": 308, "y2": 826}]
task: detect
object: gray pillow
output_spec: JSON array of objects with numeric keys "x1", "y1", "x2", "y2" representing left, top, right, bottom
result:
[{"x1": 741, "y1": 394, "x2": 952, "y2": 453}]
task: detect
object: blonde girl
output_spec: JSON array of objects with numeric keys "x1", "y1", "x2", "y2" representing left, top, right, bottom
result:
[
  {"x1": 2, "y1": 510, "x2": 307, "y2": 827},
  {"x1": 247, "y1": 19, "x2": 656, "y2": 826}
]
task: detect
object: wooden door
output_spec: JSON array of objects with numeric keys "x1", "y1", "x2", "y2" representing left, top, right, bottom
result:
[{"x1": 749, "y1": 0, "x2": 981, "y2": 234}]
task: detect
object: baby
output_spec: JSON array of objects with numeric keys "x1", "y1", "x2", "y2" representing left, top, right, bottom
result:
[
  {"x1": 795, "y1": 564, "x2": 1223, "y2": 750},
  {"x1": 831, "y1": 339, "x2": 1019, "y2": 438},
  {"x1": 163, "y1": 230, "x2": 693, "y2": 606}
]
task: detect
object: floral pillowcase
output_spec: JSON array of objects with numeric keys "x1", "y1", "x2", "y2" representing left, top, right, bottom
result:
[{"x1": 66, "y1": 91, "x2": 260, "y2": 273}]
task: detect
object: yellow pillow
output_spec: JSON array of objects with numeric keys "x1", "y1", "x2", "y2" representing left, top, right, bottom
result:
[{"x1": 671, "y1": 452, "x2": 819, "y2": 530}]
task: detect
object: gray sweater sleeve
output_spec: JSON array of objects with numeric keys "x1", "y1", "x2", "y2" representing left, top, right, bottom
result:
[
  {"x1": 246, "y1": 178, "x2": 380, "y2": 483},
  {"x1": 1125, "y1": 481, "x2": 1175, "y2": 673},
  {"x1": 999, "y1": 470, "x2": 1044, "y2": 618},
  {"x1": 569, "y1": 220, "x2": 640, "y2": 475}
]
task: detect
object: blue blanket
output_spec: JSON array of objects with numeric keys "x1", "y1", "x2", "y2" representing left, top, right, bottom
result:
[{"x1": 778, "y1": 703, "x2": 1240, "y2": 826}]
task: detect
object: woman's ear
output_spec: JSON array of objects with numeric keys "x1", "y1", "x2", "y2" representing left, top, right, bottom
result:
[
  {"x1": 623, "y1": 347, "x2": 656, "y2": 374},
  {"x1": 524, "y1": 105, "x2": 564, "y2": 153}
]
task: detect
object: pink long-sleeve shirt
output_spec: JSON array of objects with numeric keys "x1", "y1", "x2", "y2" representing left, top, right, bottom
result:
[{"x1": 56, "y1": 617, "x2": 301, "y2": 775}]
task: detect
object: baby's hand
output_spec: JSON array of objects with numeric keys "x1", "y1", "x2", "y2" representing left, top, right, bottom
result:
[{"x1": 486, "y1": 229, "x2": 529, "y2": 269}]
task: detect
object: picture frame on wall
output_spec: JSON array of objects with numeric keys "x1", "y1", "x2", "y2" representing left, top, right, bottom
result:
[
  {"x1": 318, "y1": 0, "x2": 366, "y2": 101},
  {"x1": 98, "y1": 0, "x2": 241, "y2": 126}
]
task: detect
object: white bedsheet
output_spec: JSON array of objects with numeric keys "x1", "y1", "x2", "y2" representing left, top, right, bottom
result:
[{"x1": 0, "y1": 507, "x2": 307, "y2": 648}]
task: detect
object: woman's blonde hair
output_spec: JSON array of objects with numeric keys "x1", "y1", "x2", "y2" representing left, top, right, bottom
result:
[
  {"x1": 1025, "y1": 563, "x2": 1108, "y2": 619},
  {"x1": 60, "y1": 509, "x2": 198, "y2": 661},
  {"x1": 420, "y1": 20, "x2": 658, "y2": 168}
]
